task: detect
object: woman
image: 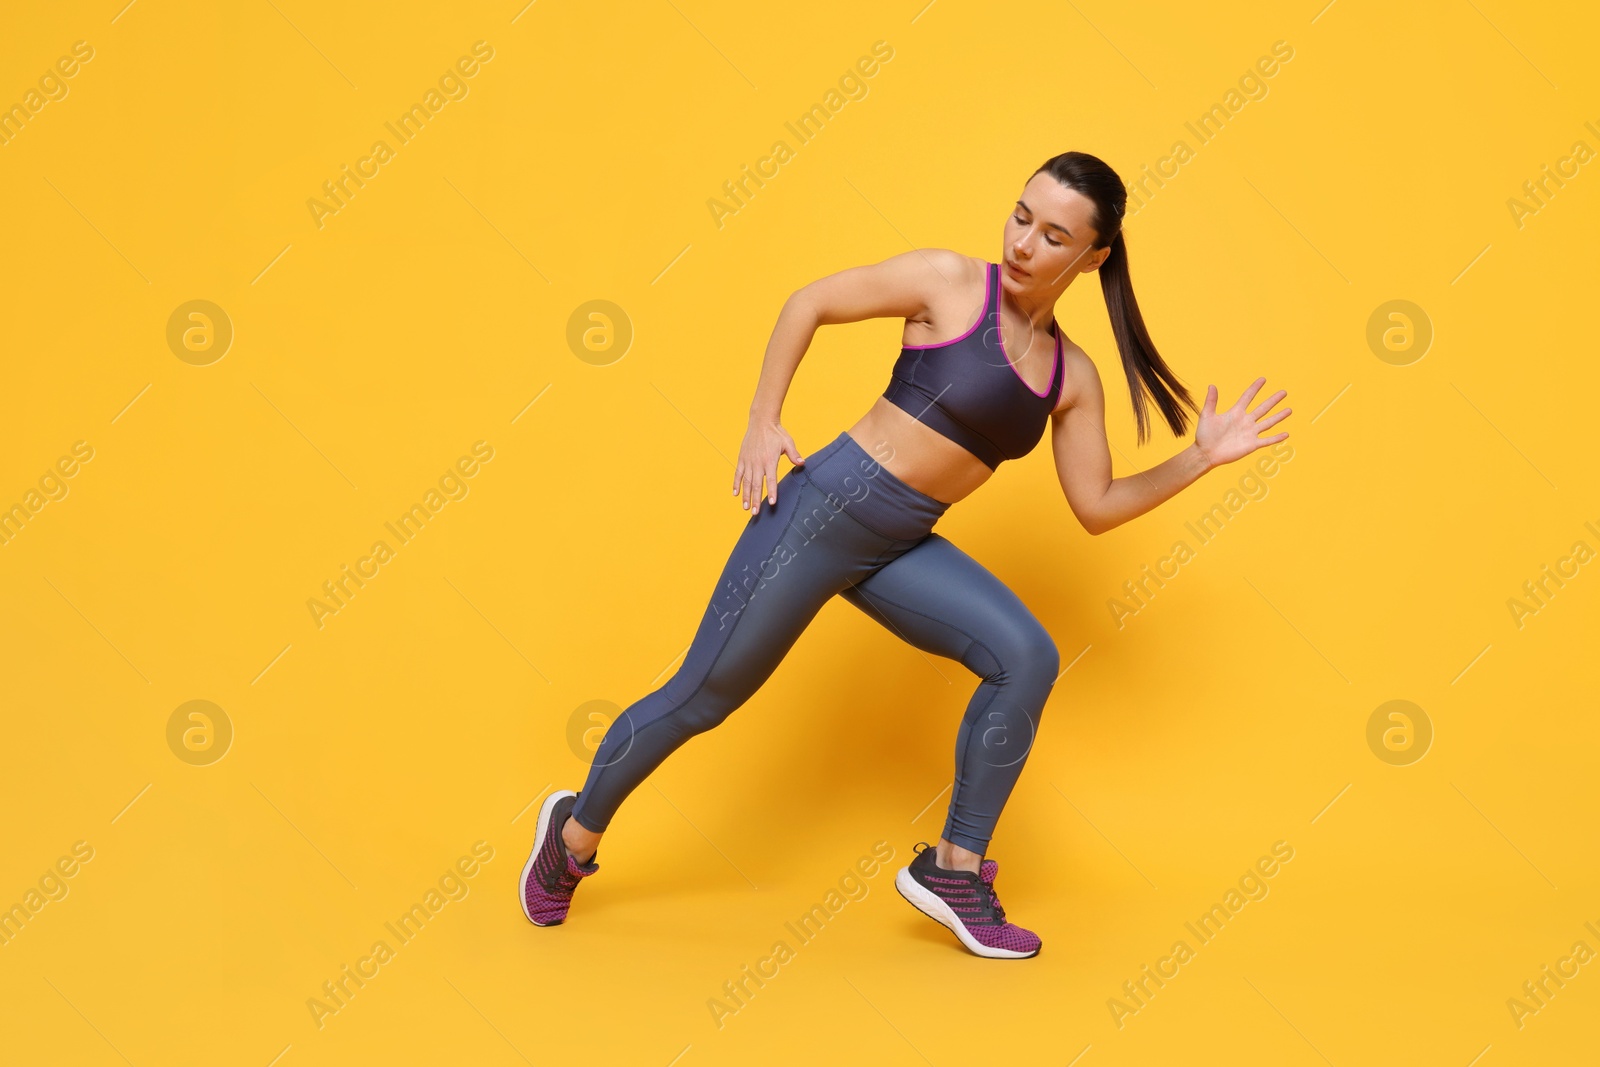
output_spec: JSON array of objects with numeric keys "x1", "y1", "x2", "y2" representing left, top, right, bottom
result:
[{"x1": 520, "y1": 151, "x2": 1290, "y2": 959}]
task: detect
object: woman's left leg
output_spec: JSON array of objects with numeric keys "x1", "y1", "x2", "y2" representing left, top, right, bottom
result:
[
  {"x1": 836, "y1": 531, "x2": 1060, "y2": 856},
  {"x1": 839, "y1": 530, "x2": 1059, "y2": 958}
]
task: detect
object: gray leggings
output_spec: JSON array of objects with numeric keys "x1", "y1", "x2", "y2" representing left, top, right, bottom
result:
[{"x1": 569, "y1": 431, "x2": 1060, "y2": 854}]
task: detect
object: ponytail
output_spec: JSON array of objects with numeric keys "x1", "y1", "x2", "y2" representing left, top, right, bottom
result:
[
  {"x1": 1033, "y1": 151, "x2": 1197, "y2": 445},
  {"x1": 1098, "y1": 229, "x2": 1195, "y2": 444}
]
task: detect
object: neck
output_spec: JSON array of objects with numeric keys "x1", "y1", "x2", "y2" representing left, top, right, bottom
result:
[{"x1": 998, "y1": 272, "x2": 1069, "y2": 332}]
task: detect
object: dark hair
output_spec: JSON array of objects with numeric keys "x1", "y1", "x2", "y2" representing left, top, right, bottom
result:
[{"x1": 1032, "y1": 151, "x2": 1195, "y2": 444}]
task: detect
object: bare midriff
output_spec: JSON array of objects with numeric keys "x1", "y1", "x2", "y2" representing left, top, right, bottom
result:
[
  {"x1": 839, "y1": 255, "x2": 1065, "y2": 506},
  {"x1": 844, "y1": 397, "x2": 996, "y2": 506}
]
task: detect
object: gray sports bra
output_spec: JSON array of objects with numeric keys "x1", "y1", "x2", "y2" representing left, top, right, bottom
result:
[{"x1": 880, "y1": 260, "x2": 1063, "y2": 470}]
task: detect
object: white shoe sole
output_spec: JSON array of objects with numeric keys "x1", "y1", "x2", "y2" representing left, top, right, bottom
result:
[
  {"x1": 520, "y1": 789, "x2": 577, "y2": 926},
  {"x1": 894, "y1": 864, "x2": 1038, "y2": 959}
]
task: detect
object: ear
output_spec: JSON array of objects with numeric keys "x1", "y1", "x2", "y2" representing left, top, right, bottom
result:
[{"x1": 1080, "y1": 245, "x2": 1112, "y2": 274}]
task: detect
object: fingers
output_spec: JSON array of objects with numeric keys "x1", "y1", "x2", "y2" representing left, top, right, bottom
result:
[
  {"x1": 1257, "y1": 406, "x2": 1293, "y2": 429},
  {"x1": 733, "y1": 432, "x2": 806, "y2": 511},
  {"x1": 736, "y1": 462, "x2": 755, "y2": 511},
  {"x1": 1234, "y1": 376, "x2": 1267, "y2": 411},
  {"x1": 768, "y1": 438, "x2": 805, "y2": 504},
  {"x1": 1203, "y1": 384, "x2": 1218, "y2": 417},
  {"x1": 1249, "y1": 388, "x2": 1289, "y2": 420}
]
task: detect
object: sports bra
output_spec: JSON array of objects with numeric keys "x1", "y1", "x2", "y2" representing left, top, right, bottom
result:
[{"x1": 880, "y1": 260, "x2": 1064, "y2": 471}]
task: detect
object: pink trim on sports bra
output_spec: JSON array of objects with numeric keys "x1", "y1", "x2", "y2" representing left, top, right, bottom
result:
[
  {"x1": 895, "y1": 258, "x2": 1063, "y2": 400},
  {"x1": 996, "y1": 263, "x2": 1063, "y2": 399},
  {"x1": 900, "y1": 259, "x2": 992, "y2": 350}
]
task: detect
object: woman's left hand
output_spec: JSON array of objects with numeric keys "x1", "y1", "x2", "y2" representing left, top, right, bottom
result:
[{"x1": 1194, "y1": 377, "x2": 1291, "y2": 468}]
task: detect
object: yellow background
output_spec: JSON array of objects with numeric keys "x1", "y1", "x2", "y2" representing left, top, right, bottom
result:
[{"x1": 2, "y1": 0, "x2": 1596, "y2": 1063}]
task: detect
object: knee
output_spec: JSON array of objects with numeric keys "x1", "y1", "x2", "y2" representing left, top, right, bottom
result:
[
  {"x1": 1032, "y1": 627, "x2": 1061, "y2": 682},
  {"x1": 1016, "y1": 627, "x2": 1059, "y2": 695},
  {"x1": 678, "y1": 697, "x2": 737, "y2": 735},
  {"x1": 626, "y1": 673, "x2": 742, "y2": 741},
  {"x1": 669, "y1": 673, "x2": 745, "y2": 736},
  {"x1": 969, "y1": 622, "x2": 1058, "y2": 687}
]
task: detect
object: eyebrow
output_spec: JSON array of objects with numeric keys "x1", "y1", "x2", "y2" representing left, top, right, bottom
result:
[{"x1": 1015, "y1": 199, "x2": 1072, "y2": 238}]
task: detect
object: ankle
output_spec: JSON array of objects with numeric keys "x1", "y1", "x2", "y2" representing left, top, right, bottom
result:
[
  {"x1": 561, "y1": 815, "x2": 599, "y2": 864},
  {"x1": 935, "y1": 840, "x2": 982, "y2": 874}
]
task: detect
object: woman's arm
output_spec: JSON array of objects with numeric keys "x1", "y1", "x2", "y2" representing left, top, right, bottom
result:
[
  {"x1": 746, "y1": 248, "x2": 965, "y2": 420},
  {"x1": 735, "y1": 249, "x2": 967, "y2": 511},
  {"x1": 1051, "y1": 351, "x2": 1289, "y2": 535}
]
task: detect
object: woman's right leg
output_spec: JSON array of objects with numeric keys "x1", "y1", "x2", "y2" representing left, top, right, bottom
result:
[{"x1": 566, "y1": 458, "x2": 897, "y2": 846}]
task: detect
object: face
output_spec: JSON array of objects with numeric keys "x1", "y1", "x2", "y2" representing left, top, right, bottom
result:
[{"x1": 1001, "y1": 173, "x2": 1111, "y2": 292}]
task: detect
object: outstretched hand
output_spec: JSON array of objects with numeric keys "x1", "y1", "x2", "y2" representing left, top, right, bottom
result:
[
  {"x1": 1194, "y1": 377, "x2": 1291, "y2": 468},
  {"x1": 733, "y1": 418, "x2": 805, "y2": 511}
]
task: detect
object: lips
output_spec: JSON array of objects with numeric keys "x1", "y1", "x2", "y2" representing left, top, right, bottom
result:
[{"x1": 1005, "y1": 260, "x2": 1029, "y2": 277}]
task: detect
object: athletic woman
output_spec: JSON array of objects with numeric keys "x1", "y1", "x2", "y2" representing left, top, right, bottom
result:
[{"x1": 520, "y1": 151, "x2": 1291, "y2": 958}]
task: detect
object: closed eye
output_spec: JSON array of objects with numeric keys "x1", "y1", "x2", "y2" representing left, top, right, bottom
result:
[{"x1": 1014, "y1": 212, "x2": 1061, "y2": 246}]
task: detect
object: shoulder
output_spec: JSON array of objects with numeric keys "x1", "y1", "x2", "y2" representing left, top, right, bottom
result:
[
  {"x1": 898, "y1": 250, "x2": 990, "y2": 330},
  {"x1": 804, "y1": 249, "x2": 979, "y2": 327},
  {"x1": 1050, "y1": 340, "x2": 1102, "y2": 417},
  {"x1": 915, "y1": 248, "x2": 987, "y2": 289}
]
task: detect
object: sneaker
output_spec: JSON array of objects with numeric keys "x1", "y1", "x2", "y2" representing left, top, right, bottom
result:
[
  {"x1": 894, "y1": 841, "x2": 1041, "y2": 958},
  {"x1": 519, "y1": 789, "x2": 600, "y2": 926}
]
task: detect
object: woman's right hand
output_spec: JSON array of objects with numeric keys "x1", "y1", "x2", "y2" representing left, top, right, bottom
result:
[
  {"x1": 1193, "y1": 377, "x2": 1290, "y2": 469},
  {"x1": 734, "y1": 418, "x2": 805, "y2": 512}
]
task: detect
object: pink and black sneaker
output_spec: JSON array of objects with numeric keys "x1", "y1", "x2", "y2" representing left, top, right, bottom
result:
[
  {"x1": 519, "y1": 789, "x2": 600, "y2": 926},
  {"x1": 894, "y1": 841, "x2": 1041, "y2": 958}
]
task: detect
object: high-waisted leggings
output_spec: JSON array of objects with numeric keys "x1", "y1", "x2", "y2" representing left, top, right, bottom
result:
[{"x1": 569, "y1": 431, "x2": 1061, "y2": 854}]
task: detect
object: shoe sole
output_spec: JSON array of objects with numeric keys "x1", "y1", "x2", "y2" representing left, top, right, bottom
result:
[
  {"x1": 519, "y1": 789, "x2": 577, "y2": 926},
  {"x1": 894, "y1": 865, "x2": 1040, "y2": 959}
]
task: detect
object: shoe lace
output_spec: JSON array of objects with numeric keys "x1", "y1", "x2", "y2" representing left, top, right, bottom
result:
[
  {"x1": 983, "y1": 883, "x2": 1007, "y2": 925},
  {"x1": 925, "y1": 847, "x2": 1007, "y2": 925},
  {"x1": 540, "y1": 852, "x2": 580, "y2": 894}
]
